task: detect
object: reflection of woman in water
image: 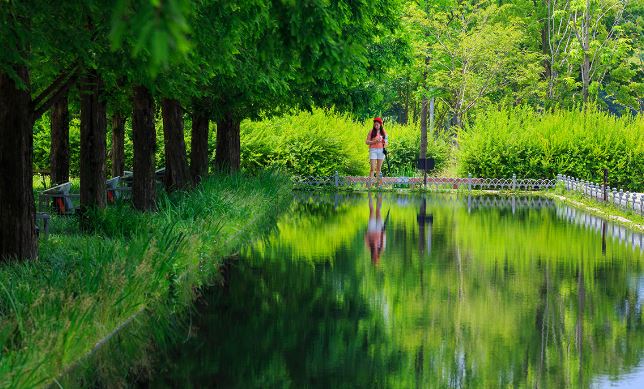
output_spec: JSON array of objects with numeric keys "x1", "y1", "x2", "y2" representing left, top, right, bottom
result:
[{"x1": 365, "y1": 193, "x2": 386, "y2": 265}]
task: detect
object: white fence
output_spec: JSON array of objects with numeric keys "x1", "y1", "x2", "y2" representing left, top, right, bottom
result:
[
  {"x1": 293, "y1": 172, "x2": 556, "y2": 191},
  {"x1": 557, "y1": 174, "x2": 644, "y2": 216}
]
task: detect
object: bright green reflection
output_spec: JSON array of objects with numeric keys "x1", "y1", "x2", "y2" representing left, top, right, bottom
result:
[{"x1": 149, "y1": 193, "x2": 644, "y2": 388}]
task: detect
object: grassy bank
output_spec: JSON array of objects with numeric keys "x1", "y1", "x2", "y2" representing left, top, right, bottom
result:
[
  {"x1": 0, "y1": 173, "x2": 291, "y2": 388},
  {"x1": 546, "y1": 185, "x2": 644, "y2": 232}
]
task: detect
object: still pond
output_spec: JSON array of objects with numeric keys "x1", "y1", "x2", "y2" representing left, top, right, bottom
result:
[{"x1": 147, "y1": 193, "x2": 644, "y2": 388}]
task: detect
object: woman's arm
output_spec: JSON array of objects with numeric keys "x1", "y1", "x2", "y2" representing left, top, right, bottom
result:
[{"x1": 365, "y1": 132, "x2": 372, "y2": 145}]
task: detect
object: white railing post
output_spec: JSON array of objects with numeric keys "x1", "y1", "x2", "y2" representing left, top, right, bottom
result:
[{"x1": 512, "y1": 174, "x2": 516, "y2": 191}]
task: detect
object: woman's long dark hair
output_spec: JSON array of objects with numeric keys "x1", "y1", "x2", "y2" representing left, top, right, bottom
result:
[{"x1": 370, "y1": 124, "x2": 386, "y2": 140}]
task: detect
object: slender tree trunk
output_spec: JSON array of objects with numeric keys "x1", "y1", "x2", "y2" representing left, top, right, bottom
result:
[
  {"x1": 79, "y1": 71, "x2": 107, "y2": 228},
  {"x1": 420, "y1": 96, "x2": 428, "y2": 160},
  {"x1": 402, "y1": 84, "x2": 409, "y2": 125},
  {"x1": 215, "y1": 111, "x2": 241, "y2": 173},
  {"x1": 429, "y1": 97, "x2": 435, "y2": 138},
  {"x1": 161, "y1": 98, "x2": 191, "y2": 191},
  {"x1": 111, "y1": 114, "x2": 126, "y2": 177},
  {"x1": 581, "y1": 0, "x2": 591, "y2": 104},
  {"x1": 541, "y1": 1, "x2": 552, "y2": 81},
  {"x1": 0, "y1": 67, "x2": 37, "y2": 260},
  {"x1": 542, "y1": 0, "x2": 556, "y2": 101},
  {"x1": 581, "y1": 53, "x2": 590, "y2": 104},
  {"x1": 50, "y1": 92, "x2": 70, "y2": 185},
  {"x1": 132, "y1": 86, "x2": 156, "y2": 211},
  {"x1": 420, "y1": 55, "x2": 430, "y2": 157},
  {"x1": 191, "y1": 106, "x2": 210, "y2": 183}
]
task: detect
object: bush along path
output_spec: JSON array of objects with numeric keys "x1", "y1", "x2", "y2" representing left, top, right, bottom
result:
[{"x1": 0, "y1": 173, "x2": 291, "y2": 389}]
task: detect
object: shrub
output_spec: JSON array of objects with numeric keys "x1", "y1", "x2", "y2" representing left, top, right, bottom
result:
[
  {"x1": 458, "y1": 105, "x2": 644, "y2": 191},
  {"x1": 240, "y1": 108, "x2": 445, "y2": 177}
]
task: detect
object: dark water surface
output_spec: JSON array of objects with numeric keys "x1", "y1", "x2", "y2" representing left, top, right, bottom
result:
[{"x1": 148, "y1": 193, "x2": 644, "y2": 388}]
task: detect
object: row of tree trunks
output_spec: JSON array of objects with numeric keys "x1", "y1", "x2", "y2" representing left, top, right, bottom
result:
[
  {"x1": 162, "y1": 98, "x2": 191, "y2": 191},
  {"x1": 191, "y1": 107, "x2": 210, "y2": 183},
  {"x1": 79, "y1": 70, "x2": 107, "y2": 224},
  {"x1": 50, "y1": 93, "x2": 70, "y2": 185},
  {"x1": 132, "y1": 86, "x2": 157, "y2": 211},
  {"x1": 2, "y1": 70, "x2": 219, "y2": 259},
  {"x1": 215, "y1": 111, "x2": 241, "y2": 173},
  {"x1": 111, "y1": 114, "x2": 126, "y2": 178},
  {"x1": 0, "y1": 67, "x2": 37, "y2": 260}
]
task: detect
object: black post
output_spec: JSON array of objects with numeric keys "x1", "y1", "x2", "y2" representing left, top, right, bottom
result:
[
  {"x1": 601, "y1": 220, "x2": 607, "y2": 255},
  {"x1": 603, "y1": 169, "x2": 608, "y2": 202}
]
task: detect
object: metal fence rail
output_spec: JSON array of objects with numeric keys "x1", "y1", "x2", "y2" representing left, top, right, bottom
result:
[
  {"x1": 293, "y1": 172, "x2": 557, "y2": 191},
  {"x1": 557, "y1": 174, "x2": 644, "y2": 216}
]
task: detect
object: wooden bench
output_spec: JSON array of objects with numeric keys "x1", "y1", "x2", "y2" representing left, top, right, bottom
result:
[
  {"x1": 35, "y1": 212, "x2": 50, "y2": 238},
  {"x1": 38, "y1": 182, "x2": 75, "y2": 215}
]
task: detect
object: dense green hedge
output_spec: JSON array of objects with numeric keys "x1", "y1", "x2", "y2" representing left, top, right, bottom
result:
[
  {"x1": 458, "y1": 106, "x2": 644, "y2": 191},
  {"x1": 240, "y1": 108, "x2": 449, "y2": 177}
]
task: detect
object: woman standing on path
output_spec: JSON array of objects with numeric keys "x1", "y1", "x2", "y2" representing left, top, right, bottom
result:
[{"x1": 365, "y1": 117, "x2": 388, "y2": 188}]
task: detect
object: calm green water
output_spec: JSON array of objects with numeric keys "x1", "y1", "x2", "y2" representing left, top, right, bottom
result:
[{"x1": 149, "y1": 193, "x2": 644, "y2": 388}]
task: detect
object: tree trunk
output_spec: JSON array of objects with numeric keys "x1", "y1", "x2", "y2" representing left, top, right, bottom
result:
[
  {"x1": 402, "y1": 84, "x2": 410, "y2": 125},
  {"x1": 420, "y1": 96, "x2": 428, "y2": 159},
  {"x1": 429, "y1": 97, "x2": 435, "y2": 138},
  {"x1": 581, "y1": 0, "x2": 591, "y2": 104},
  {"x1": 79, "y1": 70, "x2": 107, "y2": 222},
  {"x1": 111, "y1": 114, "x2": 126, "y2": 177},
  {"x1": 0, "y1": 67, "x2": 37, "y2": 261},
  {"x1": 214, "y1": 111, "x2": 241, "y2": 173},
  {"x1": 541, "y1": 1, "x2": 552, "y2": 81},
  {"x1": 50, "y1": 92, "x2": 70, "y2": 185},
  {"x1": 581, "y1": 52, "x2": 590, "y2": 104},
  {"x1": 191, "y1": 107, "x2": 210, "y2": 183},
  {"x1": 161, "y1": 98, "x2": 191, "y2": 191},
  {"x1": 132, "y1": 86, "x2": 156, "y2": 211}
]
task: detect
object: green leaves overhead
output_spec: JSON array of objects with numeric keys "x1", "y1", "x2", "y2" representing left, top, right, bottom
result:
[{"x1": 110, "y1": 0, "x2": 192, "y2": 74}]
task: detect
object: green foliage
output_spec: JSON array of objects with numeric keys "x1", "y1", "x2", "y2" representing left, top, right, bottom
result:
[
  {"x1": 239, "y1": 108, "x2": 449, "y2": 177},
  {"x1": 0, "y1": 173, "x2": 290, "y2": 388},
  {"x1": 458, "y1": 105, "x2": 644, "y2": 191},
  {"x1": 385, "y1": 123, "x2": 451, "y2": 176},
  {"x1": 33, "y1": 115, "x2": 81, "y2": 176}
]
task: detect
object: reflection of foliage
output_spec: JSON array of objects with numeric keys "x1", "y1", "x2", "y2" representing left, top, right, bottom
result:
[
  {"x1": 154, "y1": 194, "x2": 644, "y2": 388},
  {"x1": 150, "y1": 256, "x2": 404, "y2": 388}
]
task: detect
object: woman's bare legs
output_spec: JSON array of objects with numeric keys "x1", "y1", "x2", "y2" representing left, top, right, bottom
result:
[
  {"x1": 368, "y1": 159, "x2": 377, "y2": 188},
  {"x1": 375, "y1": 159, "x2": 384, "y2": 186}
]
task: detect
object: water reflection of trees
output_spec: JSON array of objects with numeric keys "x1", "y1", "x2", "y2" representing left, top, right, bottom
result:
[
  {"x1": 153, "y1": 193, "x2": 644, "y2": 388},
  {"x1": 149, "y1": 257, "x2": 404, "y2": 388}
]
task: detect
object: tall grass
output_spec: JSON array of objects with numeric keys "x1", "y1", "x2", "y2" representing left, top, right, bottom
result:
[
  {"x1": 458, "y1": 106, "x2": 644, "y2": 191},
  {"x1": 240, "y1": 108, "x2": 450, "y2": 177},
  {"x1": 0, "y1": 173, "x2": 290, "y2": 388}
]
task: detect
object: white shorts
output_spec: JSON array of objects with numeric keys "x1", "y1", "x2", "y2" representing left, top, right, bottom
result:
[{"x1": 369, "y1": 148, "x2": 385, "y2": 160}]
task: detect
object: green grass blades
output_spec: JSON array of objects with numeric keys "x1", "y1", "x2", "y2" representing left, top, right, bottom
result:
[{"x1": 0, "y1": 172, "x2": 290, "y2": 388}]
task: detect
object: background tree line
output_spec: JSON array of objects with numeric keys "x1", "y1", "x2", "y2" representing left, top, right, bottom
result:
[{"x1": 336, "y1": 0, "x2": 642, "y2": 127}]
